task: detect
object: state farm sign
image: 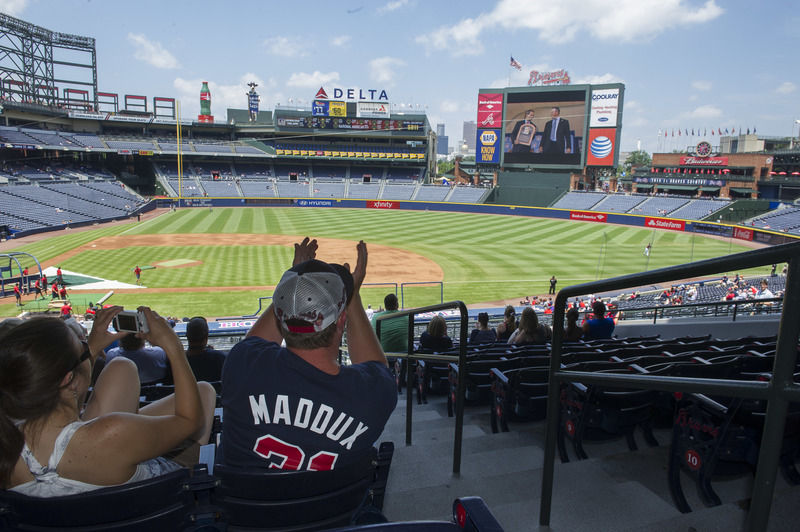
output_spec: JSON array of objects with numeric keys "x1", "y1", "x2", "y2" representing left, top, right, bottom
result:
[
  {"x1": 367, "y1": 200, "x2": 398, "y2": 209},
  {"x1": 733, "y1": 227, "x2": 753, "y2": 241},
  {"x1": 645, "y1": 217, "x2": 685, "y2": 231},
  {"x1": 570, "y1": 211, "x2": 607, "y2": 222}
]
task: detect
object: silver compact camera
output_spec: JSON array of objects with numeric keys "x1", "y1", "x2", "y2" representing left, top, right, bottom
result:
[{"x1": 113, "y1": 310, "x2": 149, "y2": 334}]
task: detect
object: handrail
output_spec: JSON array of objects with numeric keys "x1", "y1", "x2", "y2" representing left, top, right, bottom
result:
[
  {"x1": 539, "y1": 240, "x2": 800, "y2": 531},
  {"x1": 613, "y1": 296, "x2": 784, "y2": 324},
  {"x1": 374, "y1": 300, "x2": 469, "y2": 474}
]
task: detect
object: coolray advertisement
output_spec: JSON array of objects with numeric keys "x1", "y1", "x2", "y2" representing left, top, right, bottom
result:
[
  {"x1": 589, "y1": 88, "x2": 620, "y2": 127},
  {"x1": 502, "y1": 87, "x2": 587, "y2": 167},
  {"x1": 477, "y1": 92, "x2": 503, "y2": 129},
  {"x1": 476, "y1": 129, "x2": 501, "y2": 164},
  {"x1": 586, "y1": 128, "x2": 617, "y2": 166}
]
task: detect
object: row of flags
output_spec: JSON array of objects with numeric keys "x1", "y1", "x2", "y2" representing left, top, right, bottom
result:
[{"x1": 660, "y1": 127, "x2": 756, "y2": 137}]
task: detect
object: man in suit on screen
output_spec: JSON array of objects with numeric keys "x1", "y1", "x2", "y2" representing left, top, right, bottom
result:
[{"x1": 539, "y1": 107, "x2": 571, "y2": 154}]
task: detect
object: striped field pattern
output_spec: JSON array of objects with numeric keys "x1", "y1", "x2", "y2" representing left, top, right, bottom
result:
[{"x1": 2, "y1": 207, "x2": 763, "y2": 318}]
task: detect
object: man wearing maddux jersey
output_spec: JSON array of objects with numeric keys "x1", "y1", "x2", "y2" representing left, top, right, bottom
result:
[{"x1": 220, "y1": 237, "x2": 396, "y2": 471}]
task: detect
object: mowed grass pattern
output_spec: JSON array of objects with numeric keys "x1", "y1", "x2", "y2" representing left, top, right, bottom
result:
[{"x1": 2, "y1": 207, "x2": 765, "y2": 317}]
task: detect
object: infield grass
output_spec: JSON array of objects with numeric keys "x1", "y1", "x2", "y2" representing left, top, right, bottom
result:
[{"x1": 1, "y1": 207, "x2": 769, "y2": 318}]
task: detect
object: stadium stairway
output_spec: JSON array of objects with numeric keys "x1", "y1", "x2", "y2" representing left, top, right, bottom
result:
[{"x1": 377, "y1": 393, "x2": 799, "y2": 530}]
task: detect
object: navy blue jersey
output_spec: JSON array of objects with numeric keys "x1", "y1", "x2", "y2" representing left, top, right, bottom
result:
[{"x1": 220, "y1": 337, "x2": 396, "y2": 471}]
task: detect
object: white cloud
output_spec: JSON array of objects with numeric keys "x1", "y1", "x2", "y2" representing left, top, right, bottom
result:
[
  {"x1": 440, "y1": 100, "x2": 461, "y2": 113},
  {"x1": 173, "y1": 74, "x2": 279, "y2": 120},
  {"x1": 417, "y1": 0, "x2": 724, "y2": 55},
  {"x1": 0, "y1": 0, "x2": 28, "y2": 16},
  {"x1": 684, "y1": 105, "x2": 723, "y2": 119},
  {"x1": 286, "y1": 71, "x2": 340, "y2": 88},
  {"x1": 572, "y1": 73, "x2": 624, "y2": 85},
  {"x1": 692, "y1": 80, "x2": 712, "y2": 91},
  {"x1": 369, "y1": 57, "x2": 405, "y2": 85},
  {"x1": 776, "y1": 81, "x2": 796, "y2": 94},
  {"x1": 263, "y1": 36, "x2": 309, "y2": 57},
  {"x1": 331, "y1": 35, "x2": 351, "y2": 47},
  {"x1": 127, "y1": 33, "x2": 180, "y2": 69},
  {"x1": 379, "y1": 0, "x2": 409, "y2": 13}
]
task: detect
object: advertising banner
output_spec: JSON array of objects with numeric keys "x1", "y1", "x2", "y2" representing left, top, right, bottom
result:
[
  {"x1": 679, "y1": 156, "x2": 729, "y2": 166},
  {"x1": 476, "y1": 129, "x2": 501, "y2": 164},
  {"x1": 586, "y1": 128, "x2": 617, "y2": 166},
  {"x1": 635, "y1": 176, "x2": 724, "y2": 186},
  {"x1": 733, "y1": 226, "x2": 754, "y2": 241},
  {"x1": 357, "y1": 101, "x2": 389, "y2": 118},
  {"x1": 477, "y1": 93, "x2": 503, "y2": 129},
  {"x1": 367, "y1": 200, "x2": 398, "y2": 209},
  {"x1": 693, "y1": 222, "x2": 733, "y2": 238},
  {"x1": 569, "y1": 211, "x2": 607, "y2": 223},
  {"x1": 645, "y1": 217, "x2": 686, "y2": 231},
  {"x1": 589, "y1": 88, "x2": 620, "y2": 127},
  {"x1": 312, "y1": 100, "x2": 329, "y2": 116}
]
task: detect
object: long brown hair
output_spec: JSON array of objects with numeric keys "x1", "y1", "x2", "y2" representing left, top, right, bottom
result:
[{"x1": 0, "y1": 318, "x2": 80, "y2": 487}]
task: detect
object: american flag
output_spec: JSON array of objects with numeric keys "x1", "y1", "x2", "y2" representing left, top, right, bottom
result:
[{"x1": 510, "y1": 56, "x2": 522, "y2": 70}]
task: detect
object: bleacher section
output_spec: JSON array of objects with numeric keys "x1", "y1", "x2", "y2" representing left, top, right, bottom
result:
[
  {"x1": 199, "y1": 179, "x2": 240, "y2": 197},
  {"x1": 551, "y1": 191, "x2": 607, "y2": 210},
  {"x1": 314, "y1": 182, "x2": 346, "y2": 198},
  {"x1": 381, "y1": 183, "x2": 417, "y2": 200},
  {"x1": 167, "y1": 178, "x2": 204, "y2": 197},
  {"x1": 447, "y1": 186, "x2": 487, "y2": 203},
  {"x1": 668, "y1": 198, "x2": 730, "y2": 220},
  {"x1": 348, "y1": 183, "x2": 381, "y2": 199},
  {"x1": 276, "y1": 181, "x2": 311, "y2": 197},
  {"x1": 591, "y1": 194, "x2": 647, "y2": 213},
  {"x1": 630, "y1": 196, "x2": 689, "y2": 216},
  {"x1": 414, "y1": 185, "x2": 449, "y2": 202},
  {"x1": 750, "y1": 206, "x2": 800, "y2": 234},
  {"x1": 239, "y1": 180, "x2": 276, "y2": 197}
]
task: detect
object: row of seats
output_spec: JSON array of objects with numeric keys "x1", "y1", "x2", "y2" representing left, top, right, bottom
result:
[{"x1": 551, "y1": 191, "x2": 731, "y2": 220}]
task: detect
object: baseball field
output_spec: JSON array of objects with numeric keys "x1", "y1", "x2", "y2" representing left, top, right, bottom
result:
[{"x1": 0, "y1": 207, "x2": 767, "y2": 318}]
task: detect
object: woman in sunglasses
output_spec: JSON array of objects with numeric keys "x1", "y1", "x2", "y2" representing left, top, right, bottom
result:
[{"x1": 0, "y1": 306, "x2": 215, "y2": 496}]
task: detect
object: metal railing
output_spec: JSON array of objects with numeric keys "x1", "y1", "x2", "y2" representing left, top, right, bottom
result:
[
  {"x1": 374, "y1": 300, "x2": 469, "y2": 474},
  {"x1": 615, "y1": 296, "x2": 784, "y2": 324},
  {"x1": 539, "y1": 241, "x2": 800, "y2": 531}
]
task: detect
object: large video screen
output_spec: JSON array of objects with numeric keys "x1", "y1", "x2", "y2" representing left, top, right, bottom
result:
[{"x1": 502, "y1": 88, "x2": 587, "y2": 167}]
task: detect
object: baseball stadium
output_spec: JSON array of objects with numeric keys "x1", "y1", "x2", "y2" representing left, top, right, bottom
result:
[{"x1": 0, "y1": 12, "x2": 799, "y2": 532}]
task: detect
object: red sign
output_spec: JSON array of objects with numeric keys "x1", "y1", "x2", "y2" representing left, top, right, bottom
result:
[
  {"x1": 679, "y1": 156, "x2": 728, "y2": 166},
  {"x1": 645, "y1": 217, "x2": 685, "y2": 231},
  {"x1": 586, "y1": 128, "x2": 617, "y2": 167},
  {"x1": 570, "y1": 211, "x2": 606, "y2": 223},
  {"x1": 685, "y1": 450, "x2": 702, "y2": 471},
  {"x1": 367, "y1": 200, "x2": 398, "y2": 209},
  {"x1": 477, "y1": 93, "x2": 503, "y2": 129},
  {"x1": 733, "y1": 227, "x2": 754, "y2": 241}
]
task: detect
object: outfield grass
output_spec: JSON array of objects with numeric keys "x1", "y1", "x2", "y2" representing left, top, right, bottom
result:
[{"x1": 1, "y1": 207, "x2": 768, "y2": 318}]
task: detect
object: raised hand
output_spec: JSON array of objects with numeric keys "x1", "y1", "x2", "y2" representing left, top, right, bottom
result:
[{"x1": 293, "y1": 236, "x2": 318, "y2": 266}]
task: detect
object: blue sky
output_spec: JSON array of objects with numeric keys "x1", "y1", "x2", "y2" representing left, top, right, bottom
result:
[{"x1": 1, "y1": 0, "x2": 798, "y2": 154}]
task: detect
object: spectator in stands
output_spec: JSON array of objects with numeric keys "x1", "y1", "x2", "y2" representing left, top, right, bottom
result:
[
  {"x1": 419, "y1": 315, "x2": 453, "y2": 352},
  {"x1": 755, "y1": 279, "x2": 774, "y2": 300},
  {"x1": 508, "y1": 307, "x2": 552, "y2": 345},
  {"x1": 0, "y1": 307, "x2": 216, "y2": 496},
  {"x1": 469, "y1": 312, "x2": 497, "y2": 345},
  {"x1": 564, "y1": 307, "x2": 582, "y2": 342},
  {"x1": 495, "y1": 305, "x2": 517, "y2": 342},
  {"x1": 583, "y1": 301, "x2": 615, "y2": 339},
  {"x1": 184, "y1": 316, "x2": 226, "y2": 382},
  {"x1": 371, "y1": 293, "x2": 408, "y2": 354},
  {"x1": 106, "y1": 331, "x2": 170, "y2": 385},
  {"x1": 220, "y1": 237, "x2": 396, "y2": 470}
]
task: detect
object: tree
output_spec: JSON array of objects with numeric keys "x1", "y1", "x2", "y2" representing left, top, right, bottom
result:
[{"x1": 624, "y1": 150, "x2": 651, "y2": 173}]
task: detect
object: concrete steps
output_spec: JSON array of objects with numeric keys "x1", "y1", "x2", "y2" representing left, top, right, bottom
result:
[{"x1": 377, "y1": 393, "x2": 800, "y2": 530}]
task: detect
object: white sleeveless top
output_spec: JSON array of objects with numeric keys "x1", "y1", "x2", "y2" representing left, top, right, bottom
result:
[{"x1": 11, "y1": 420, "x2": 181, "y2": 497}]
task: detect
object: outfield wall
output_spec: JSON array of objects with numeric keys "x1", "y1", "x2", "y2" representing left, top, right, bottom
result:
[{"x1": 173, "y1": 196, "x2": 800, "y2": 247}]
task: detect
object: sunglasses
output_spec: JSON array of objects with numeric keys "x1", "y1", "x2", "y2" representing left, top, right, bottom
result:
[{"x1": 67, "y1": 341, "x2": 92, "y2": 373}]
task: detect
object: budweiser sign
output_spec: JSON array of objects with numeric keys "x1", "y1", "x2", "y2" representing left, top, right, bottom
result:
[
  {"x1": 528, "y1": 69, "x2": 571, "y2": 86},
  {"x1": 645, "y1": 217, "x2": 685, "y2": 231},
  {"x1": 733, "y1": 227, "x2": 754, "y2": 241},
  {"x1": 679, "y1": 156, "x2": 728, "y2": 166},
  {"x1": 367, "y1": 200, "x2": 398, "y2": 209},
  {"x1": 570, "y1": 211, "x2": 606, "y2": 222}
]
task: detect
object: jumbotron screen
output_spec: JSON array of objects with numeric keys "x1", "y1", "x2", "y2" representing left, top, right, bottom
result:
[{"x1": 476, "y1": 83, "x2": 624, "y2": 169}]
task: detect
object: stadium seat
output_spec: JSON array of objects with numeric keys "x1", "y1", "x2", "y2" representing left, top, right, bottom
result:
[
  {"x1": 0, "y1": 467, "x2": 207, "y2": 531},
  {"x1": 212, "y1": 443, "x2": 394, "y2": 531}
]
